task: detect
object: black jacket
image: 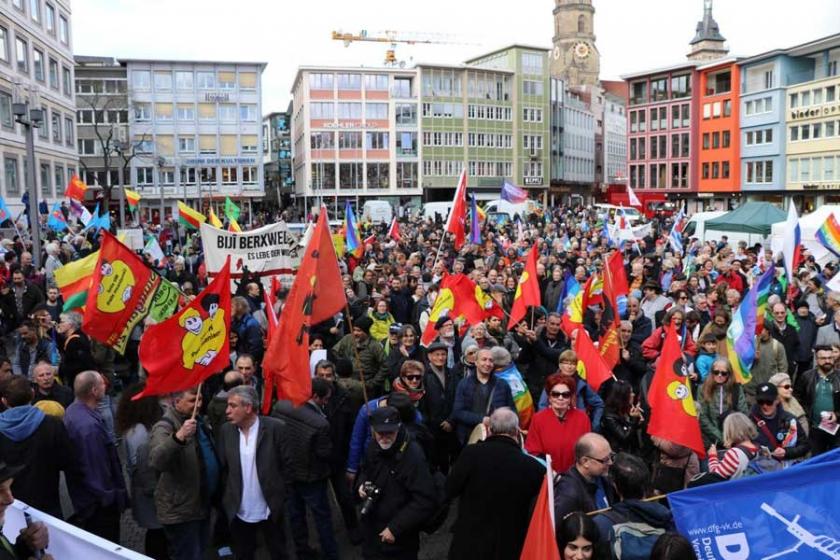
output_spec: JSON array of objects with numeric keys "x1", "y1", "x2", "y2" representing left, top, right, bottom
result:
[
  {"x1": 383, "y1": 344, "x2": 426, "y2": 381},
  {"x1": 749, "y1": 405, "x2": 810, "y2": 461},
  {"x1": 524, "y1": 328, "x2": 569, "y2": 386},
  {"x1": 629, "y1": 314, "x2": 653, "y2": 347},
  {"x1": 600, "y1": 412, "x2": 642, "y2": 455},
  {"x1": 795, "y1": 368, "x2": 840, "y2": 420},
  {"x1": 612, "y1": 341, "x2": 647, "y2": 392},
  {"x1": 768, "y1": 322, "x2": 799, "y2": 375},
  {"x1": 553, "y1": 465, "x2": 615, "y2": 521},
  {"x1": 420, "y1": 364, "x2": 457, "y2": 431},
  {"x1": 795, "y1": 312, "x2": 819, "y2": 362},
  {"x1": 58, "y1": 332, "x2": 97, "y2": 387},
  {"x1": 446, "y1": 435, "x2": 544, "y2": 560},
  {"x1": 356, "y1": 428, "x2": 438, "y2": 558},
  {"x1": 32, "y1": 382, "x2": 73, "y2": 409},
  {"x1": 271, "y1": 400, "x2": 332, "y2": 482},
  {"x1": 323, "y1": 382, "x2": 357, "y2": 472},
  {"x1": 0, "y1": 409, "x2": 79, "y2": 518},
  {"x1": 389, "y1": 287, "x2": 414, "y2": 325}
]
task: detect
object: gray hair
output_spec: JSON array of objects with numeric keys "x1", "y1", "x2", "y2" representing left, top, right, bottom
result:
[
  {"x1": 46, "y1": 242, "x2": 60, "y2": 256},
  {"x1": 315, "y1": 359, "x2": 335, "y2": 374},
  {"x1": 59, "y1": 312, "x2": 82, "y2": 331},
  {"x1": 722, "y1": 412, "x2": 758, "y2": 448},
  {"x1": 229, "y1": 385, "x2": 259, "y2": 410},
  {"x1": 73, "y1": 370, "x2": 101, "y2": 398},
  {"x1": 490, "y1": 346, "x2": 512, "y2": 368},
  {"x1": 488, "y1": 407, "x2": 519, "y2": 437},
  {"x1": 769, "y1": 372, "x2": 791, "y2": 387}
]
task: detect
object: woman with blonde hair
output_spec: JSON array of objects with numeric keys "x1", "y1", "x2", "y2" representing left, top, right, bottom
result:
[
  {"x1": 769, "y1": 372, "x2": 809, "y2": 435},
  {"x1": 707, "y1": 412, "x2": 759, "y2": 480},
  {"x1": 697, "y1": 358, "x2": 749, "y2": 448}
]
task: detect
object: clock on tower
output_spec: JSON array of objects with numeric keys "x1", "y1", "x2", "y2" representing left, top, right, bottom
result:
[{"x1": 550, "y1": 0, "x2": 601, "y2": 88}]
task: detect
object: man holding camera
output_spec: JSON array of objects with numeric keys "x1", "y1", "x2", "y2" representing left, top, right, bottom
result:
[{"x1": 355, "y1": 406, "x2": 437, "y2": 560}]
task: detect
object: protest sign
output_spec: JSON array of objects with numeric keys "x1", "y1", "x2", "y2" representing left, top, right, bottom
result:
[
  {"x1": 669, "y1": 448, "x2": 840, "y2": 559},
  {"x1": 200, "y1": 222, "x2": 300, "y2": 289}
]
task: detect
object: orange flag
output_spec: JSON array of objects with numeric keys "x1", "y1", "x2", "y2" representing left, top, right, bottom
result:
[
  {"x1": 507, "y1": 242, "x2": 541, "y2": 330},
  {"x1": 262, "y1": 209, "x2": 345, "y2": 412},
  {"x1": 573, "y1": 328, "x2": 614, "y2": 392},
  {"x1": 647, "y1": 325, "x2": 706, "y2": 458},
  {"x1": 134, "y1": 258, "x2": 231, "y2": 399},
  {"x1": 519, "y1": 464, "x2": 561, "y2": 560},
  {"x1": 65, "y1": 174, "x2": 88, "y2": 201}
]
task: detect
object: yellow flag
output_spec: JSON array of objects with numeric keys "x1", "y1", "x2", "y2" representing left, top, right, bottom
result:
[
  {"x1": 208, "y1": 208, "x2": 222, "y2": 228},
  {"x1": 229, "y1": 218, "x2": 242, "y2": 232}
]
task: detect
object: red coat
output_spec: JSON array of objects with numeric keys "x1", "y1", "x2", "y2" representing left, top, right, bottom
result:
[
  {"x1": 524, "y1": 407, "x2": 591, "y2": 473},
  {"x1": 642, "y1": 326, "x2": 697, "y2": 361}
]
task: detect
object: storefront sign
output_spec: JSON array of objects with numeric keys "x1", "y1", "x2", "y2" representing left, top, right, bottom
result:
[
  {"x1": 323, "y1": 122, "x2": 378, "y2": 129},
  {"x1": 524, "y1": 177, "x2": 544, "y2": 186},
  {"x1": 789, "y1": 102, "x2": 840, "y2": 120},
  {"x1": 800, "y1": 182, "x2": 840, "y2": 191},
  {"x1": 205, "y1": 92, "x2": 231, "y2": 103},
  {"x1": 182, "y1": 157, "x2": 257, "y2": 166}
]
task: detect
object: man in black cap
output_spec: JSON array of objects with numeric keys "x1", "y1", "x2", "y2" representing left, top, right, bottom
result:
[
  {"x1": 356, "y1": 406, "x2": 437, "y2": 560},
  {"x1": 432, "y1": 315, "x2": 461, "y2": 370},
  {"x1": 332, "y1": 315, "x2": 385, "y2": 396},
  {"x1": 750, "y1": 383, "x2": 810, "y2": 466},
  {"x1": 422, "y1": 341, "x2": 458, "y2": 473},
  {"x1": 0, "y1": 461, "x2": 51, "y2": 560}
]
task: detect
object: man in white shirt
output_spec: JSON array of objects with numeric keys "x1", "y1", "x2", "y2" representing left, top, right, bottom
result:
[{"x1": 217, "y1": 386, "x2": 291, "y2": 560}]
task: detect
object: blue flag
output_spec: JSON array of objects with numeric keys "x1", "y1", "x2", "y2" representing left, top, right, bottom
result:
[
  {"x1": 670, "y1": 448, "x2": 840, "y2": 559},
  {"x1": 469, "y1": 194, "x2": 481, "y2": 245},
  {"x1": 47, "y1": 202, "x2": 67, "y2": 231}
]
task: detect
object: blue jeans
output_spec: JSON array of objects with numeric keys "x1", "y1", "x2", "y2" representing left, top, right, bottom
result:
[
  {"x1": 162, "y1": 518, "x2": 210, "y2": 560},
  {"x1": 287, "y1": 479, "x2": 339, "y2": 560}
]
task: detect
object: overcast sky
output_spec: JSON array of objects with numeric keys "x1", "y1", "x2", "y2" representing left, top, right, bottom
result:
[{"x1": 72, "y1": 0, "x2": 840, "y2": 112}]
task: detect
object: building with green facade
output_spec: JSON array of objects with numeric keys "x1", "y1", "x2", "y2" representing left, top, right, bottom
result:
[{"x1": 417, "y1": 45, "x2": 550, "y2": 201}]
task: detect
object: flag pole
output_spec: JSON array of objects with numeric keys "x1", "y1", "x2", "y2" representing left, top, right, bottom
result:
[
  {"x1": 191, "y1": 381, "x2": 203, "y2": 420},
  {"x1": 430, "y1": 230, "x2": 448, "y2": 275},
  {"x1": 342, "y1": 304, "x2": 372, "y2": 413}
]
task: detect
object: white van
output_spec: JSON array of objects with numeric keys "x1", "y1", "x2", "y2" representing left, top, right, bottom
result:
[
  {"x1": 362, "y1": 201, "x2": 393, "y2": 224},
  {"x1": 483, "y1": 199, "x2": 543, "y2": 219},
  {"x1": 593, "y1": 204, "x2": 643, "y2": 224},
  {"x1": 422, "y1": 202, "x2": 453, "y2": 222}
]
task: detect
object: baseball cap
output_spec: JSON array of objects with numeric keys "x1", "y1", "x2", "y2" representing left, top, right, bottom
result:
[
  {"x1": 370, "y1": 406, "x2": 401, "y2": 433},
  {"x1": 756, "y1": 383, "x2": 779, "y2": 403},
  {"x1": 427, "y1": 341, "x2": 448, "y2": 353}
]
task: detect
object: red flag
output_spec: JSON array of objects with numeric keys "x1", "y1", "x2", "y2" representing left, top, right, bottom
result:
[
  {"x1": 647, "y1": 325, "x2": 706, "y2": 458},
  {"x1": 445, "y1": 168, "x2": 468, "y2": 250},
  {"x1": 387, "y1": 217, "x2": 401, "y2": 242},
  {"x1": 573, "y1": 328, "x2": 613, "y2": 392},
  {"x1": 263, "y1": 290, "x2": 278, "y2": 337},
  {"x1": 82, "y1": 232, "x2": 160, "y2": 349},
  {"x1": 65, "y1": 174, "x2": 88, "y2": 201},
  {"x1": 599, "y1": 252, "x2": 628, "y2": 368},
  {"x1": 135, "y1": 258, "x2": 231, "y2": 399},
  {"x1": 262, "y1": 209, "x2": 346, "y2": 412},
  {"x1": 508, "y1": 243, "x2": 542, "y2": 330},
  {"x1": 519, "y1": 471, "x2": 561, "y2": 560},
  {"x1": 420, "y1": 273, "x2": 486, "y2": 346}
]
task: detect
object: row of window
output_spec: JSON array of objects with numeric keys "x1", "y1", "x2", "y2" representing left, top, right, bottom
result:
[
  {"x1": 422, "y1": 132, "x2": 463, "y2": 147},
  {"x1": 562, "y1": 156, "x2": 595, "y2": 180},
  {"x1": 76, "y1": 79, "x2": 127, "y2": 95},
  {"x1": 629, "y1": 74, "x2": 692, "y2": 105},
  {"x1": 311, "y1": 162, "x2": 417, "y2": 190},
  {"x1": 744, "y1": 96, "x2": 773, "y2": 116},
  {"x1": 789, "y1": 120, "x2": 839, "y2": 142},
  {"x1": 130, "y1": 134, "x2": 259, "y2": 156},
  {"x1": 628, "y1": 162, "x2": 690, "y2": 189},
  {"x1": 309, "y1": 73, "x2": 413, "y2": 97},
  {"x1": 702, "y1": 100, "x2": 733, "y2": 119},
  {"x1": 745, "y1": 160, "x2": 774, "y2": 184},
  {"x1": 629, "y1": 104, "x2": 691, "y2": 133},
  {"x1": 309, "y1": 131, "x2": 417, "y2": 153},
  {"x1": 2, "y1": 155, "x2": 72, "y2": 197},
  {"x1": 789, "y1": 156, "x2": 839, "y2": 183},
  {"x1": 629, "y1": 133, "x2": 690, "y2": 160},
  {"x1": 132, "y1": 102, "x2": 258, "y2": 123},
  {"x1": 744, "y1": 128, "x2": 773, "y2": 146},
  {"x1": 702, "y1": 130, "x2": 733, "y2": 150},
  {"x1": 0, "y1": 92, "x2": 74, "y2": 146},
  {"x1": 9, "y1": 0, "x2": 70, "y2": 44},
  {"x1": 131, "y1": 69, "x2": 257, "y2": 91},
  {"x1": 0, "y1": 25, "x2": 73, "y2": 96},
  {"x1": 135, "y1": 166, "x2": 258, "y2": 186},
  {"x1": 700, "y1": 161, "x2": 732, "y2": 180},
  {"x1": 790, "y1": 85, "x2": 837, "y2": 109},
  {"x1": 522, "y1": 107, "x2": 544, "y2": 123}
]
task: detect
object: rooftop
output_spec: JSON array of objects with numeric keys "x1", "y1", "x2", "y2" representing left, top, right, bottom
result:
[{"x1": 689, "y1": 0, "x2": 726, "y2": 45}]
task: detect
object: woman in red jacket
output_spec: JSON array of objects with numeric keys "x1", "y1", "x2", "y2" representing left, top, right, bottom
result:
[
  {"x1": 525, "y1": 373, "x2": 591, "y2": 473},
  {"x1": 642, "y1": 306, "x2": 697, "y2": 364}
]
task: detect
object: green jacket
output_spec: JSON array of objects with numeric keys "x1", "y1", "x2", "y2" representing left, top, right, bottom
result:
[
  {"x1": 698, "y1": 384, "x2": 749, "y2": 448},
  {"x1": 333, "y1": 333, "x2": 385, "y2": 394}
]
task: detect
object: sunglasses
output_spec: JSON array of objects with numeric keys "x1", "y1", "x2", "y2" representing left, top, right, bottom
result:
[
  {"x1": 550, "y1": 390, "x2": 573, "y2": 399},
  {"x1": 404, "y1": 375, "x2": 423, "y2": 381},
  {"x1": 779, "y1": 384, "x2": 792, "y2": 389},
  {"x1": 712, "y1": 370, "x2": 730, "y2": 376}
]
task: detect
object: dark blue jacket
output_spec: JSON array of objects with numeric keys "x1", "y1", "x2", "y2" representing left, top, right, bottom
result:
[
  {"x1": 233, "y1": 313, "x2": 264, "y2": 363},
  {"x1": 451, "y1": 374, "x2": 515, "y2": 443}
]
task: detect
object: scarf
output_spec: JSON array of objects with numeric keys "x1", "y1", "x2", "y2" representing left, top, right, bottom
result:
[{"x1": 392, "y1": 377, "x2": 426, "y2": 403}]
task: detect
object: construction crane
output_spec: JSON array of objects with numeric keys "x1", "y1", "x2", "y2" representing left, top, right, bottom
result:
[{"x1": 331, "y1": 29, "x2": 472, "y2": 67}]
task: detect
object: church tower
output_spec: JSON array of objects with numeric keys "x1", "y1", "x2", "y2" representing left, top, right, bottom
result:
[
  {"x1": 687, "y1": 0, "x2": 728, "y2": 61},
  {"x1": 550, "y1": 0, "x2": 600, "y2": 88}
]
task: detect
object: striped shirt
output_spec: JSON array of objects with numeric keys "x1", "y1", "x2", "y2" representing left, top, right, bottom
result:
[{"x1": 708, "y1": 443, "x2": 757, "y2": 479}]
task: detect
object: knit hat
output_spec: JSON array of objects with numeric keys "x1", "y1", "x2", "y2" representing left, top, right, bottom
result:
[
  {"x1": 435, "y1": 315, "x2": 453, "y2": 330},
  {"x1": 33, "y1": 399, "x2": 65, "y2": 419},
  {"x1": 354, "y1": 315, "x2": 373, "y2": 334}
]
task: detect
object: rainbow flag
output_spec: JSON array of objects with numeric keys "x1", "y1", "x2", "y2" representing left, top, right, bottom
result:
[
  {"x1": 125, "y1": 189, "x2": 141, "y2": 212},
  {"x1": 343, "y1": 201, "x2": 362, "y2": 258},
  {"x1": 816, "y1": 213, "x2": 840, "y2": 259},
  {"x1": 727, "y1": 266, "x2": 775, "y2": 384},
  {"x1": 495, "y1": 364, "x2": 534, "y2": 429},
  {"x1": 178, "y1": 201, "x2": 205, "y2": 230}
]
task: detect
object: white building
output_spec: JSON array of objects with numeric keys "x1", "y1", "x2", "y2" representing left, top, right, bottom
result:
[
  {"x1": 603, "y1": 92, "x2": 627, "y2": 184},
  {"x1": 290, "y1": 66, "x2": 422, "y2": 213},
  {"x1": 1, "y1": 0, "x2": 78, "y2": 214},
  {"x1": 562, "y1": 89, "x2": 595, "y2": 184},
  {"x1": 122, "y1": 59, "x2": 265, "y2": 222}
]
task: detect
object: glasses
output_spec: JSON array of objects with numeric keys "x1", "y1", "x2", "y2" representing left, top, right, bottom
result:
[
  {"x1": 779, "y1": 384, "x2": 792, "y2": 389},
  {"x1": 712, "y1": 370, "x2": 730, "y2": 377},
  {"x1": 550, "y1": 390, "x2": 572, "y2": 399},
  {"x1": 404, "y1": 375, "x2": 423, "y2": 381},
  {"x1": 586, "y1": 452, "x2": 616, "y2": 465}
]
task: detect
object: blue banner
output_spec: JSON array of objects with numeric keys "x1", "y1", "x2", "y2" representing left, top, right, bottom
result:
[{"x1": 670, "y1": 448, "x2": 840, "y2": 559}]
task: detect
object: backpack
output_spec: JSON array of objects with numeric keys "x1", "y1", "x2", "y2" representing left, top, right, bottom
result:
[
  {"x1": 602, "y1": 510, "x2": 666, "y2": 560},
  {"x1": 736, "y1": 445, "x2": 783, "y2": 477}
]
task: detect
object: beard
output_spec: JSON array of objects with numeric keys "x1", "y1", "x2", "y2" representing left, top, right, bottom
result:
[{"x1": 377, "y1": 438, "x2": 395, "y2": 451}]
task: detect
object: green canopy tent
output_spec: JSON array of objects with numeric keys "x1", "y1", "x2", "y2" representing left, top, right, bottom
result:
[{"x1": 704, "y1": 202, "x2": 786, "y2": 236}]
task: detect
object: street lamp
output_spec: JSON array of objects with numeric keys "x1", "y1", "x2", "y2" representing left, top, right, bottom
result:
[
  {"x1": 12, "y1": 94, "x2": 44, "y2": 267},
  {"x1": 113, "y1": 134, "x2": 129, "y2": 228}
]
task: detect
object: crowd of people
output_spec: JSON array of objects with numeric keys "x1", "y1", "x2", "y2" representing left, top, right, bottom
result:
[{"x1": 0, "y1": 201, "x2": 838, "y2": 560}]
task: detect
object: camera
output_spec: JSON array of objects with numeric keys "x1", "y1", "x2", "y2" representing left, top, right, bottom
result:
[{"x1": 360, "y1": 481, "x2": 381, "y2": 517}]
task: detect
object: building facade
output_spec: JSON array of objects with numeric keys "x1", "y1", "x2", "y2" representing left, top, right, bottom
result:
[
  {"x1": 123, "y1": 59, "x2": 265, "y2": 222},
  {"x1": 560, "y1": 88, "x2": 595, "y2": 197},
  {"x1": 697, "y1": 58, "x2": 740, "y2": 206},
  {"x1": 290, "y1": 66, "x2": 420, "y2": 213},
  {"x1": 603, "y1": 91, "x2": 627, "y2": 186},
  {"x1": 1, "y1": 0, "x2": 77, "y2": 214},
  {"x1": 262, "y1": 107, "x2": 293, "y2": 206}
]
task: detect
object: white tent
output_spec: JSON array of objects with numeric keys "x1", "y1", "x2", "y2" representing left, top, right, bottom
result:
[{"x1": 770, "y1": 205, "x2": 840, "y2": 266}]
